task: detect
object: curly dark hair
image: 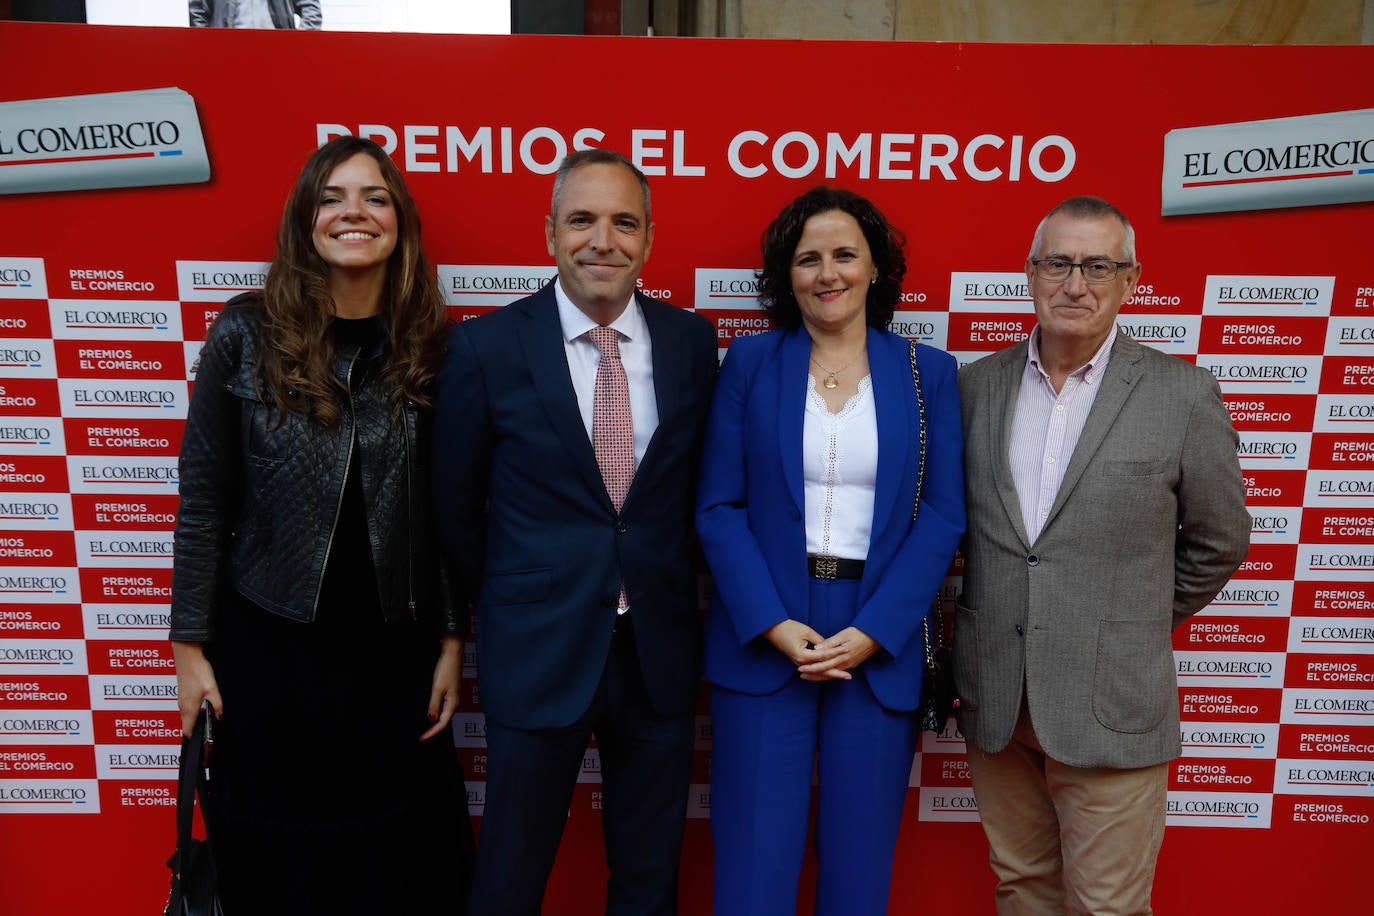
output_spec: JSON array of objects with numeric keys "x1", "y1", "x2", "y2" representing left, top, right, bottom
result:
[
  {"x1": 757, "y1": 186, "x2": 907, "y2": 331},
  {"x1": 259, "y1": 135, "x2": 447, "y2": 428}
]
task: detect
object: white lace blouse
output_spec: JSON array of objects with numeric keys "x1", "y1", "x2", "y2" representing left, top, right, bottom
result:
[{"x1": 802, "y1": 374, "x2": 878, "y2": 561}]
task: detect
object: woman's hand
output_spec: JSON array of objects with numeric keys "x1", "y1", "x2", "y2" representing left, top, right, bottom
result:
[
  {"x1": 420, "y1": 635, "x2": 463, "y2": 741},
  {"x1": 172, "y1": 640, "x2": 222, "y2": 736},
  {"x1": 797, "y1": 626, "x2": 880, "y2": 682},
  {"x1": 764, "y1": 619, "x2": 846, "y2": 670}
]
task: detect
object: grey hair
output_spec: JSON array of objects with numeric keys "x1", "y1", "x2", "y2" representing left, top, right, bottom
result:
[
  {"x1": 1028, "y1": 195, "x2": 1136, "y2": 264},
  {"x1": 550, "y1": 148, "x2": 652, "y2": 222}
]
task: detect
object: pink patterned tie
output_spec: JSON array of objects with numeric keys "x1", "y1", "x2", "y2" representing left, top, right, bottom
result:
[
  {"x1": 587, "y1": 327, "x2": 633, "y2": 610},
  {"x1": 588, "y1": 327, "x2": 635, "y2": 509}
]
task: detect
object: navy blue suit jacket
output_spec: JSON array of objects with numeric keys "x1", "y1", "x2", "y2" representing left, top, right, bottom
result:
[
  {"x1": 696, "y1": 327, "x2": 965, "y2": 711},
  {"x1": 432, "y1": 283, "x2": 717, "y2": 729}
]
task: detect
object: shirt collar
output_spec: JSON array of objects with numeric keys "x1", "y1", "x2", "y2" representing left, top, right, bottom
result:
[
  {"x1": 1026, "y1": 324, "x2": 1118, "y2": 382},
  {"x1": 554, "y1": 279, "x2": 643, "y2": 344}
]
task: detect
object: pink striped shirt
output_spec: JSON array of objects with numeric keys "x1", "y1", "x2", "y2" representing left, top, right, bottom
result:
[{"x1": 1008, "y1": 328, "x2": 1118, "y2": 542}]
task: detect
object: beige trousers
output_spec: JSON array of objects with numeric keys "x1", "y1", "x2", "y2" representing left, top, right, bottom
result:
[{"x1": 965, "y1": 704, "x2": 1168, "y2": 916}]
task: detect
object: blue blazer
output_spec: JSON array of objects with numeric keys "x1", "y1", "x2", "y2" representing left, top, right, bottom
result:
[
  {"x1": 696, "y1": 326, "x2": 965, "y2": 711},
  {"x1": 431, "y1": 283, "x2": 718, "y2": 729}
]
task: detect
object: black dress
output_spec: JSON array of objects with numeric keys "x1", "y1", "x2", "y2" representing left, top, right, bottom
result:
[{"x1": 204, "y1": 316, "x2": 473, "y2": 913}]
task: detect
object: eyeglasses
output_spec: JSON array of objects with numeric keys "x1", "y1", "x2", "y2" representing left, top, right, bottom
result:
[{"x1": 1031, "y1": 258, "x2": 1133, "y2": 283}]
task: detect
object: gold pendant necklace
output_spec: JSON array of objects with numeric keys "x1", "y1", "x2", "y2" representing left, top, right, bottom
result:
[{"x1": 810, "y1": 347, "x2": 865, "y2": 390}]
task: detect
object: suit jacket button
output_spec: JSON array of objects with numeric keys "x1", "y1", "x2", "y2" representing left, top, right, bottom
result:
[
  {"x1": 616, "y1": 520, "x2": 630, "y2": 534},
  {"x1": 1026, "y1": 554, "x2": 1039, "y2": 566},
  {"x1": 1016, "y1": 624, "x2": 1024, "y2": 636}
]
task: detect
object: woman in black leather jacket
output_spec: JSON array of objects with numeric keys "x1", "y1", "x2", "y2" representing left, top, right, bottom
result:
[{"x1": 170, "y1": 135, "x2": 472, "y2": 912}]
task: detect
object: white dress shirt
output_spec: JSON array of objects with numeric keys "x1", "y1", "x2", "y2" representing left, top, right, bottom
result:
[
  {"x1": 1008, "y1": 326, "x2": 1117, "y2": 543},
  {"x1": 555, "y1": 280, "x2": 659, "y2": 466},
  {"x1": 803, "y1": 375, "x2": 878, "y2": 560}
]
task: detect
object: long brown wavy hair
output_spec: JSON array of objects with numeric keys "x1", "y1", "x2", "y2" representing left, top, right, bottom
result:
[{"x1": 259, "y1": 135, "x2": 447, "y2": 428}]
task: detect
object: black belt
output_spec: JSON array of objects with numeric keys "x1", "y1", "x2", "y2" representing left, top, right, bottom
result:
[{"x1": 807, "y1": 555, "x2": 865, "y2": 580}]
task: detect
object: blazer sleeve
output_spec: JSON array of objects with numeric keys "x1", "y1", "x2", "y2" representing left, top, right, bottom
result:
[
  {"x1": 431, "y1": 320, "x2": 493, "y2": 610},
  {"x1": 1171, "y1": 371, "x2": 1251, "y2": 628},
  {"x1": 695, "y1": 341, "x2": 791, "y2": 645},
  {"x1": 293, "y1": 0, "x2": 322, "y2": 29},
  {"x1": 685, "y1": 310, "x2": 721, "y2": 514},
  {"x1": 851, "y1": 347, "x2": 966, "y2": 658}
]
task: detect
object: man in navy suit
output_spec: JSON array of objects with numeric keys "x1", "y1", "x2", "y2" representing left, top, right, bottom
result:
[{"x1": 433, "y1": 148, "x2": 717, "y2": 915}]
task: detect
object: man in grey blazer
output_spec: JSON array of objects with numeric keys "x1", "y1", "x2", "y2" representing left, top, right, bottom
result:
[{"x1": 955, "y1": 196, "x2": 1251, "y2": 915}]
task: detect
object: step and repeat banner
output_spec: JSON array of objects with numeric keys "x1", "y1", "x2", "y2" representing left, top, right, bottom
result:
[{"x1": 0, "y1": 22, "x2": 1371, "y2": 915}]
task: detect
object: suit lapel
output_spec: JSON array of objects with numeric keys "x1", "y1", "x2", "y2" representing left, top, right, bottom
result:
[
  {"x1": 991, "y1": 343, "x2": 1032, "y2": 549},
  {"x1": 641, "y1": 295, "x2": 681, "y2": 427},
  {"x1": 1042, "y1": 331, "x2": 1144, "y2": 531},
  {"x1": 779, "y1": 328, "x2": 810, "y2": 518},
  {"x1": 623, "y1": 295, "x2": 679, "y2": 509},
  {"x1": 515, "y1": 287, "x2": 612, "y2": 510},
  {"x1": 868, "y1": 329, "x2": 907, "y2": 548}
]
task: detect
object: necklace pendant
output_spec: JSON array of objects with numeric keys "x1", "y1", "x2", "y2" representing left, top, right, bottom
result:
[{"x1": 823, "y1": 374, "x2": 838, "y2": 390}]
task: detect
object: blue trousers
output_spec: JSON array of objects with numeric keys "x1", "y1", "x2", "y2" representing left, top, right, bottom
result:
[{"x1": 709, "y1": 577, "x2": 921, "y2": 916}]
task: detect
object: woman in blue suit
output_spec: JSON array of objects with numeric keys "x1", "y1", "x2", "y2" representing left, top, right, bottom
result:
[{"x1": 697, "y1": 187, "x2": 965, "y2": 915}]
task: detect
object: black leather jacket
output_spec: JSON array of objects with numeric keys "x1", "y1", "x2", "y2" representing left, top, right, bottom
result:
[{"x1": 169, "y1": 294, "x2": 458, "y2": 641}]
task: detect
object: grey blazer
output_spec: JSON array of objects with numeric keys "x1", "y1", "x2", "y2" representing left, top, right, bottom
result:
[{"x1": 954, "y1": 331, "x2": 1251, "y2": 769}]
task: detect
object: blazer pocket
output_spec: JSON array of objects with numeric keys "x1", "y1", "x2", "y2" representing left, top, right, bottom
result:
[
  {"x1": 951, "y1": 600, "x2": 979, "y2": 711},
  {"x1": 1101, "y1": 457, "x2": 1168, "y2": 477},
  {"x1": 1092, "y1": 618, "x2": 1172, "y2": 733},
  {"x1": 481, "y1": 567, "x2": 552, "y2": 607}
]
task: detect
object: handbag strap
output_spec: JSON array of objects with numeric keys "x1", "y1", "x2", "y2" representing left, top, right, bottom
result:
[
  {"x1": 173, "y1": 708, "x2": 213, "y2": 870},
  {"x1": 908, "y1": 341, "x2": 947, "y2": 666},
  {"x1": 908, "y1": 339, "x2": 927, "y2": 523}
]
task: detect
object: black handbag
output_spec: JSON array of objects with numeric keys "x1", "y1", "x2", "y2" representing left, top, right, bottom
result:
[
  {"x1": 164, "y1": 708, "x2": 225, "y2": 916},
  {"x1": 908, "y1": 340, "x2": 959, "y2": 734},
  {"x1": 917, "y1": 605, "x2": 958, "y2": 734}
]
